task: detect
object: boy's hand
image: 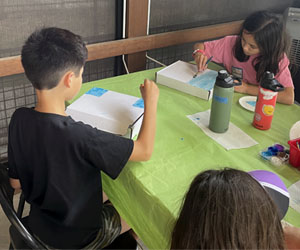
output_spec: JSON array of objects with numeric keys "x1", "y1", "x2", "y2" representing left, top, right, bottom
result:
[
  {"x1": 129, "y1": 79, "x2": 159, "y2": 162},
  {"x1": 140, "y1": 79, "x2": 159, "y2": 106}
]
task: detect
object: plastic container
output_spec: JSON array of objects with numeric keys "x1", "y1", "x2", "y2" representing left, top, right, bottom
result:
[{"x1": 288, "y1": 138, "x2": 300, "y2": 168}]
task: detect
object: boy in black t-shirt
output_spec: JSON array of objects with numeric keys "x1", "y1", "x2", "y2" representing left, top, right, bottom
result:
[{"x1": 8, "y1": 27, "x2": 159, "y2": 249}]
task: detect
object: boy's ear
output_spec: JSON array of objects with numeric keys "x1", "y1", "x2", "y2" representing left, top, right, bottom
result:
[{"x1": 63, "y1": 71, "x2": 74, "y2": 88}]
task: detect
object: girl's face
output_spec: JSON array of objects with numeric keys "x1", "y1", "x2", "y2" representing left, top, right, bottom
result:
[{"x1": 241, "y1": 31, "x2": 260, "y2": 56}]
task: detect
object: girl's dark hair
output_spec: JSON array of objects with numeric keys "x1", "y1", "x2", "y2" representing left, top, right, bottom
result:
[
  {"x1": 171, "y1": 168, "x2": 284, "y2": 249},
  {"x1": 21, "y1": 27, "x2": 88, "y2": 90},
  {"x1": 234, "y1": 10, "x2": 289, "y2": 83}
]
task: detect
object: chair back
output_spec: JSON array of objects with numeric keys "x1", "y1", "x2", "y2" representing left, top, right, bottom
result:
[{"x1": 0, "y1": 166, "x2": 47, "y2": 249}]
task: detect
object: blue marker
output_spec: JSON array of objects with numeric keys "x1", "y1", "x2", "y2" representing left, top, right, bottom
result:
[{"x1": 205, "y1": 56, "x2": 213, "y2": 65}]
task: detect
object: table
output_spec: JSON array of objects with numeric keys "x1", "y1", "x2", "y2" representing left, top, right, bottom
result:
[{"x1": 71, "y1": 64, "x2": 300, "y2": 249}]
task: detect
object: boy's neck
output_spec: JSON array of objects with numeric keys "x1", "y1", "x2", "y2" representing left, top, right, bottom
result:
[{"x1": 35, "y1": 89, "x2": 67, "y2": 116}]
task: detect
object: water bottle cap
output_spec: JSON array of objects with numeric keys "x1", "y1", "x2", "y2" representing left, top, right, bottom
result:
[
  {"x1": 260, "y1": 71, "x2": 284, "y2": 92},
  {"x1": 215, "y1": 70, "x2": 241, "y2": 88},
  {"x1": 265, "y1": 71, "x2": 274, "y2": 79},
  {"x1": 218, "y1": 70, "x2": 229, "y2": 79}
]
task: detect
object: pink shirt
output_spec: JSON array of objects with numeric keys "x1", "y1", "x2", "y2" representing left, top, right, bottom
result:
[{"x1": 204, "y1": 35, "x2": 294, "y2": 88}]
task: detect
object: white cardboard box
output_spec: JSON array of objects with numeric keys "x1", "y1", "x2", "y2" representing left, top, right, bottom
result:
[
  {"x1": 66, "y1": 87, "x2": 144, "y2": 139},
  {"x1": 155, "y1": 60, "x2": 218, "y2": 100}
]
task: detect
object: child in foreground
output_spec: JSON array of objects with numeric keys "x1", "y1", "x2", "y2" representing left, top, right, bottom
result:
[
  {"x1": 171, "y1": 168, "x2": 284, "y2": 249},
  {"x1": 283, "y1": 224, "x2": 300, "y2": 249},
  {"x1": 8, "y1": 27, "x2": 159, "y2": 249},
  {"x1": 194, "y1": 10, "x2": 294, "y2": 105}
]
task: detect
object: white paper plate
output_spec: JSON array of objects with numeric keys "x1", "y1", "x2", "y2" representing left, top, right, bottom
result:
[
  {"x1": 239, "y1": 96, "x2": 257, "y2": 112},
  {"x1": 290, "y1": 121, "x2": 300, "y2": 140}
]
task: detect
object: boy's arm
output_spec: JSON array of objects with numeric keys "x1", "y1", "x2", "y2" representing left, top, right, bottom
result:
[
  {"x1": 235, "y1": 82, "x2": 294, "y2": 105},
  {"x1": 129, "y1": 79, "x2": 159, "y2": 162},
  {"x1": 9, "y1": 178, "x2": 21, "y2": 190}
]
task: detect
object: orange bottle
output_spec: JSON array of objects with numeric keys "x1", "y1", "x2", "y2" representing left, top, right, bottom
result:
[{"x1": 253, "y1": 72, "x2": 284, "y2": 130}]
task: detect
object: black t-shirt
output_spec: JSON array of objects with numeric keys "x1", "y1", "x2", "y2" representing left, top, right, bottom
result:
[{"x1": 8, "y1": 108, "x2": 134, "y2": 249}]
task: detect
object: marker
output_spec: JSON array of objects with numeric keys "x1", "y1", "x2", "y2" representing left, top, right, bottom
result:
[
  {"x1": 297, "y1": 141, "x2": 300, "y2": 150},
  {"x1": 206, "y1": 56, "x2": 214, "y2": 65},
  {"x1": 193, "y1": 56, "x2": 214, "y2": 78}
]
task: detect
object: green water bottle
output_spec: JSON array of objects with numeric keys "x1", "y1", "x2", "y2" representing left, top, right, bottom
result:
[{"x1": 209, "y1": 70, "x2": 241, "y2": 133}]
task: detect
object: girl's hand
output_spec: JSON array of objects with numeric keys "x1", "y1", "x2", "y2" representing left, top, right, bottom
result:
[
  {"x1": 194, "y1": 53, "x2": 208, "y2": 72},
  {"x1": 234, "y1": 80, "x2": 248, "y2": 94}
]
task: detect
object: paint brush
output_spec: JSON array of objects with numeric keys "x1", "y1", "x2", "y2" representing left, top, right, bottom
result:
[{"x1": 193, "y1": 56, "x2": 213, "y2": 78}]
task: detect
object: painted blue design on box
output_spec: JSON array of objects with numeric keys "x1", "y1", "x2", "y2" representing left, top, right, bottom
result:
[
  {"x1": 213, "y1": 95, "x2": 228, "y2": 104},
  {"x1": 86, "y1": 87, "x2": 108, "y2": 97},
  {"x1": 133, "y1": 98, "x2": 144, "y2": 108},
  {"x1": 188, "y1": 70, "x2": 218, "y2": 90},
  {"x1": 246, "y1": 100, "x2": 256, "y2": 107}
]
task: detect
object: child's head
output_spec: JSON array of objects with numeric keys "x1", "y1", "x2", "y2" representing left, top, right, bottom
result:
[
  {"x1": 234, "y1": 11, "x2": 289, "y2": 82},
  {"x1": 171, "y1": 168, "x2": 284, "y2": 249},
  {"x1": 21, "y1": 27, "x2": 88, "y2": 90}
]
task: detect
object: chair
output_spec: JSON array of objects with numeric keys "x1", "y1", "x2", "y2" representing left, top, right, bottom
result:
[
  {"x1": 0, "y1": 164, "x2": 48, "y2": 249},
  {"x1": 0, "y1": 164, "x2": 136, "y2": 249}
]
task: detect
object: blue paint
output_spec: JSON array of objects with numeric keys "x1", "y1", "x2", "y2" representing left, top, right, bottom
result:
[
  {"x1": 246, "y1": 100, "x2": 256, "y2": 107},
  {"x1": 213, "y1": 95, "x2": 228, "y2": 104},
  {"x1": 188, "y1": 70, "x2": 218, "y2": 90},
  {"x1": 86, "y1": 87, "x2": 108, "y2": 97},
  {"x1": 260, "y1": 150, "x2": 273, "y2": 160},
  {"x1": 133, "y1": 98, "x2": 144, "y2": 108}
]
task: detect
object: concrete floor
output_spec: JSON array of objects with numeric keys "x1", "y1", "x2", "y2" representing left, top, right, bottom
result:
[
  {"x1": 0, "y1": 194, "x2": 147, "y2": 250},
  {"x1": 0, "y1": 205, "x2": 10, "y2": 249},
  {"x1": 0, "y1": 193, "x2": 30, "y2": 250}
]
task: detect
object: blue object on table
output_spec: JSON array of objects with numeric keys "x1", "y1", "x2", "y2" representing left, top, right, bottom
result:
[
  {"x1": 261, "y1": 150, "x2": 275, "y2": 160},
  {"x1": 261, "y1": 144, "x2": 285, "y2": 160},
  {"x1": 246, "y1": 100, "x2": 256, "y2": 107},
  {"x1": 86, "y1": 87, "x2": 108, "y2": 97},
  {"x1": 133, "y1": 98, "x2": 144, "y2": 109}
]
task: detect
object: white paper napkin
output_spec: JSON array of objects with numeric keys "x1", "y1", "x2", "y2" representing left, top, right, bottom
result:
[
  {"x1": 288, "y1": 179, "x2": 300, "y2": 213},
  {"x1": 187, "y1": 110, "x2": 258, "y2": 150}
]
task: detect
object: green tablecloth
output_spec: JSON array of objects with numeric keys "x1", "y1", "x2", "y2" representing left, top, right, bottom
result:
[{"x1": 70, "y1": 65, "x2": 300, "y2": 249}]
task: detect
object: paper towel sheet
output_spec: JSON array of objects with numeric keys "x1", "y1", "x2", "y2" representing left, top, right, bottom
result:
[{"x1": 187, "y1": 110, "x2": 258, "y2": 150}]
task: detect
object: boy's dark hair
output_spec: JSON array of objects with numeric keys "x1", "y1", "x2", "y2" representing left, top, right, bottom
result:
[
  {"x1": 21, "y1": 27, "x2": 88, "y2": 90},
  {"x1": 171, "y1": 168, "x2": 284, "y2": 249},
  {"x1": 233, "y1": 10, "x2": 289, "y2": 83}
]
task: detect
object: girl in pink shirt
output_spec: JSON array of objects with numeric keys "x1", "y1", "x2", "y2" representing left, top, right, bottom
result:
[{"x1": 194, "y1": 11, "x2": 294, "y2": 105}]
